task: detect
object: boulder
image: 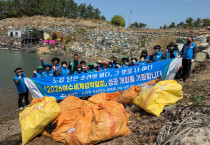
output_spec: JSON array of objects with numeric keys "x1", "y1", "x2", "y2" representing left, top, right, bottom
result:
[
  {"x1": 197, "y1": 43, "x2": 209, "y2": 52},
  {"x1": 202, "y1": 46, "x2": 210, "y2": 59},
  {"x1": 194, "y1": 35, "x2": 207, "y2": 43},
  {"x1": 195, "y1": 53, "x2": 207, "y2": 62},
  {"x1": 176, "y1": 37, "x2": 187, "y2": 44}
]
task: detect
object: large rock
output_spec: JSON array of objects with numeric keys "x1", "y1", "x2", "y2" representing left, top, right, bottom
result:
[
  {"x1": 195, "y1": 53, "x2": 207, "y2": 62},
  {"x1": 194, "y1": 35, "x2": 207, "y2": 43},
  {"x1": 197, "y1": 43, "x2": 209, "y2": 52},
  {"x1": 176, "y1": 37, "x2": 187, "y2": 44},
  {"x1": 202, "y1": 46, "x2": 210, "y2": 59}
]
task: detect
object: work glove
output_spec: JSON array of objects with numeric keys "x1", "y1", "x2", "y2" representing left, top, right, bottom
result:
[
  {"x1": 191, "y1": 59, "x2": 194, "y2": 63},
  {"x1": 34, "y1": 70, "x2": 36, "y2": 74},
  {"x1": 178, "y1": 55, "x2": 181, "y2": 58},
  {"x1": 19, "y1": 76, "x2": 21, "y2": 79}
]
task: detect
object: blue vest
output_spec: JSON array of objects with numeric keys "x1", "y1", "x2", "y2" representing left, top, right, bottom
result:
[
  {"x1": 35, "y1": 72, "x2": 43, "y2": 78},
  {"x1": 138, "y1": 60, "x2": 147, "y2": 65},
  {"x1": 42, "y1": 71, "x2": 54, "y2": 77},
  {"x1": 13, "y1": 73, "x2": 28, "y2": 94},
  {"x1": 88, "y1": 69, "x2": 96, "y2": 73},
  {"x1": 60, "y1": 67, "x2": 70, "y2": 76},
  {"x1": 145, "y1": 56, "x2": 150, "y2": 62},
  {"x1": 121, "y1": 63, "x2": 130, "y2": 68},
  {"x1": 152, "y1": 51, "x2": 162, "y2": 62},
  {"x1": 182, "y1": 42, "x2": 196, "y2": 59},
  {"x1": 167, "y1": 50, "x2": 178, "y2": 59}
]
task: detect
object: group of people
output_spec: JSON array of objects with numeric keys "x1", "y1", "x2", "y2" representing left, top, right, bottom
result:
[{"x1": 13, "y1": 36, "x2": 196, "y2": 109}]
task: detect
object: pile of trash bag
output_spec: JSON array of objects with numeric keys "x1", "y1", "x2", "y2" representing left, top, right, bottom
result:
[{"x1": 19, "y1": 80, "x2": 183, "y2": 144}]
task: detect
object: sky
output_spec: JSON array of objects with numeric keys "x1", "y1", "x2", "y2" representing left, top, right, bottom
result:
[{"x1": 74, "y1": 0, "x2": 210, "y2": 28}]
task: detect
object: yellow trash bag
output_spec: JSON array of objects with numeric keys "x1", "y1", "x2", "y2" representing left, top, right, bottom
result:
[
  {"x1": 133, "y1": 80, "x2": 183, "y2": 116},
  {"x1": 19, "y1": 97, "x2": 61, "y2": 145}
]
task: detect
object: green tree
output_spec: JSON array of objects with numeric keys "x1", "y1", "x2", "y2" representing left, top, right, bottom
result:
[
  {"x1": 139, "y1": 22, "x2": 146, "y2": 28},
  {"x1": 186, "y1": 17, "x2": 194, "y2": 28},
  {"x1": 194, "y1": 18, "x2": 202, "y2": 28},
  {"x1": 111, "y1": 15, "x2": 125, "y2": 27},
  {"x1": 169, "y1": 22, "x2": 176, "y2": 28},
  {"x1": 202, "y1": 18, "x2": 210, "y2": 27},
  {"x1": 130, "y1": 22, "x2": 139, "y2": 28}
]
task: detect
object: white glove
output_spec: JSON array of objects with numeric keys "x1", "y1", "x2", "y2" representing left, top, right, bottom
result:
[
  {"x1": 19, "y1": 76, "x2": 21, "y2": 79},
  {"x1": 178, "y1": 55, "x2": 181, "y2": 58},
  {"x1": 34, "y1": 70, "x2": 36, "y2": 74},
  {"x1": 191, "y1": 59, "x2": 194, "y2": 63}
]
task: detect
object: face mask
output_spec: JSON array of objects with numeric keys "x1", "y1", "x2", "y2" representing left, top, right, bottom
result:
[
  {"x1": 141, "y1": 59, "x2": 144, "y2": 62},
  {"x1": 108, "y1": 65, "x2": 112, "y2": 68},
  {"x1": 155, "y1": 49, "x2": 159, "y2": 53},
  {"x1": 97, "y1": 64, "x2": 101, "y2": 67},
  {"x1": 78, "y1": 68, "x2": 82, "y2": 71},
  {"x1": 116, "y1": 64, "x2": 120, "y2": 67},
  {"x1": 126, "y1": 63, "x2": 129, "y2": 65},
  {"x1": 63, "y1": 65, "x2": 66, "y2": 68},
  {"x1": 17, "y1": 72, "x2": 22, "y2": 76},
  {"x1": 142, "y1": 53, "x2": 147, "y2": 56},
  {"x1": 170, "y1": 46, "x2": 174, "y2": 50},
  {"x1": 187, "y1": 40, "x2": 191, "y2": 44},
  {"x1": 132, "y1": 59, "x2": 136, "y2": 63},
  {"x1": 46, "y1": 67, "x2": 50, "y2": 70}
]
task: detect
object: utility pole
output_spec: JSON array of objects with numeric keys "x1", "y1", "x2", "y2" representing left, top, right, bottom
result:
[{"x1": 128, "y1": 10, "x2": 132, "y2": 27}]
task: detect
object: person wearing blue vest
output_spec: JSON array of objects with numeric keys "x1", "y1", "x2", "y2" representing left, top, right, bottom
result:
[
  {"x1": 42, "y1": 63, "x2": 54, "y2": 77},
  {"x1": 88, "y1": 63, "x2": 96, "y2": 73},
  {"x1": 152, "y1": 45, "x2": 163, "y2": 62},
  {"x1": 180, "y1": 36, "x2": 197, "y2": 82},
  {"x1": 58, "y1": 61, "x2": 70, "y2": 76},
  {"x1": 130, "y1": 56, "x2": 139, "y2": 66},
  {"x1": 166, "y1": 42, "x2": 179, "y2": 59},
  {"x1": 95, "y1": 60, "x2": 103, "y2": 72},
  {"x1": 114, "y1": 61, "x2": 121, "y2": 69},
  {"x1": 107, "y1": 61, "x2": 114, "y2": 70},
  {"x1": 139, "y1": 57, "x2": 147, "y2": 65},
  {"x1": 112, "y1": 57, "x2": 117, "y2": 68},
  {"x1": 101, "y1": 61, "x2": 108, "y2": 71},
  {"x1": 121, "y1": 56, "x2": 130, "y2": 68},
  {"x1": 140, "y1": 49, "x2": 150, "y2": 63},
  {"x1": 33, "y1": 66, "x2": 44, "y2": 78},
  {"x1": 74, "y1": 64, "x2": 85, "y2": 75},
  {"x1": 40, "y1": 57, "x2": 60, "y2": 76},
  {"x1": 13, "y1": 67, "x2": 29, "y2": 110},
  {"x1": 68, "y1": 54, "x2": 80, "y2": 73}
]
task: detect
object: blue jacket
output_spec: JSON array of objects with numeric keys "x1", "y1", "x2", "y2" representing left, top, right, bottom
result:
[
  {"x1": 59, "y1": 67, "x2": 70, "y2": 76},
  {"x1": 13, "y1": 73, "x2": 28, "y2": 94},
  {"x1": 167, "y1": 50, "x2": 178, "y2": 59},
  {"x1": 181, "y1": 42, "x2": 196, "y2": 59},
  {"x1": 34, "y1": 72, "x2": 43, "y2": 78},
  {"x1": 42, "y1": 71, "x2": 54, "y2": 77},
  {"x1": 152, "y1": 51, "x2": 163, "y2": 62},
  {"x1": 121, "y1": 63, "x2": 130, "y2": 68}
]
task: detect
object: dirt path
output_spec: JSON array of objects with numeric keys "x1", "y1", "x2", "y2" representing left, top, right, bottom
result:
[{"x1": 0, "y1": 61, "x2": 209, "y2": 145}]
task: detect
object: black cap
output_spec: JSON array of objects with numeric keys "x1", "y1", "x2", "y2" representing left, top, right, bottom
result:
[
  {"x1": 154, "y1": 45, "x2": 161, "y2": 50},
  {"x1": 51, "y1": 57, "x2": 60, "y2": 63},
  {"x1": 14, "y1": 67, "x2": 23, "y2": 73}
]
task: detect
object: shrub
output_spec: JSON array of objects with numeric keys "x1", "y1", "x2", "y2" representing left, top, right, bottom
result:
[{"x1": 111, "y1": 15, "x2": 125, "y2": 27}]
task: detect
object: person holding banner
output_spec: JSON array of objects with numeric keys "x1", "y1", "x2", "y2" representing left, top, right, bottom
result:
[
  {"x1": 114, "y1": 61, "x2": 121, "y2": 69},
  {"x1": 112, "y1": 57, "x2": 118, "y2": 67},
  {"x1": 166, "y1": 42, "x2": 179, "y2": 59},
  {"x1": 95, "y1": 60, "x2": 103, "y2": 71},
  {"x1": 68, "y1": 54, "x2": 80, "y2": 73},
  {"x1": 58, "y1": 61, "x2": 70, "y2": 76},
  {"x1": 13, "y1": 67, "x2": 29, "y2": 110},
  {"x1": 107, "y1": 61, "x2": 114, "y2": 70},
  {"x1": 33, "y1": 66, "x2": 44, "y2": 78},
  {"x1": 101, "y1": 61, "x2": 108, "y2": 71},
  {"x1": 121, "y1": 56, "x2": 130, "y2": 68},
  {"x1": 139, "y1": 57, "x2": 146, "y2": 65},
  {"x1": 140, "y1": 49, "x2": 150, "y2": 63},
  {"x1": 42, "y1": 63, "x2": 54, "y2": 77},
  {"x1": 180, "y1": 36, "x2": 197, "y2": 82},
  {"x1": 88, "y1": 63, "x2": 96, "y2": 73},
  {"x1": 152, "y1": 45, "x2": 163, "y2": 62},
  {"x1": 74, "y1": 64, "x2": 85, "y2": 74},
  {"x1": 130, "y1": 56, "x2": 139, "y2": 66}
]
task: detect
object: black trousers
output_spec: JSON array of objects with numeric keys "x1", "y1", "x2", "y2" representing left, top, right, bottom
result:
[
  {"x1": 182, "y1": 59, "x2": 192, "y2": 80},
  {"x1": 18, "y1": 90, "x2": 29, "y2": 108}
]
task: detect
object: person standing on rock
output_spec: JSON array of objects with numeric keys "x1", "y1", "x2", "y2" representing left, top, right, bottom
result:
[
  {"x1": 68, "y1": 54, "x2": 80, "y2": 73},
  {"x1": 13, "y1": 67, "x2": 29, "y2": 110},
  {"x1": 180, "y1": 36, "x2": 197, "y2": 82}
]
